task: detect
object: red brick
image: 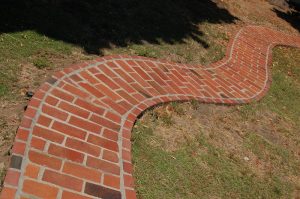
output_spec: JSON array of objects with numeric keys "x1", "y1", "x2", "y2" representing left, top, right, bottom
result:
[
  {"x1": 32, "y1": 126, "x2": 64, "y2": 144},
  {"x1": 24, "y1": 107, "x2": 37, "y2": 118},
  {"x1": 102, "y1": 129, "x2": 118, "y2": 141},
  {"x1": 42, "y1": 104, "x2": 68, "y2": 121},
  {"x1": 65, "y1": 137, "x2": 101, "y2": 157},
  {"x1": 48, "y1": 144, "x2": 84, "y2": 163},
  {"x1": 52, "y1": 121, "x2": 87, "y2": 140},
  {"x1": 59, "y1": 101, "x2": 90, "y2": 118},
  {"x1": 101, "y1": 98, "x2": 127, "y2": 115},
  {"x1": 123, "y1": 161, "x2": 133, "y2": 174},
  {"x1": 113, "y1": 77, "x2": 136, "y2": 93},
  {"x1": 62, "y1": 191, "x2": 92, "y2": 199},
  {"x1": 117, "y1": 90, "x2": 139, "y2": 105},
  {"x1": 126, "y1": 189, "x2": 137, "y2": 199},
  {"x1": 102, "y1": 149, "x2": 119, "y2": 163},
  {"x1": 80, "y1": 71, "x2": 99, "y2": 84},
  {"x1": 69, "y1": 116, "x2": 102, "y2": 134},
  {"x1": 63, "y1": 162, "x2": 102, "y2": 183},
  {"x1": 95, "y1": 74, "x2": 119, "y2": 89},
  {"x1": 122, "y1": 149, "x2": 131, "y2": 162},
  {"x1": 87, "y1": 134, "x2": 119, "y2": 152},
  {"x1": 43, "y1": 169, "x2": 83, "y2": 192},
  {"x1": 95, "y1": 84, "x2": 121, "y2": 101},
  {"x1": 19, "y1": 117, "x2": 32, "y2": 129},
  {"x1": 31, "y1": 137, "x2": 46, "y2": 151},
  {"x1": 114, "y1": 68, "x2": 135, "y2": 83},
  {"x1": 24, "y1": 164, "x2": 40, "y2": 179},
  {"x1": 105, "y1": 111, "x2": 121, "y2": 124},
  {"x1": 23, "y1": 179, "x2": 58, "y2": 198},
  {"x1": 15, "y1": 128, "x2": 29, "y2": 141},
  {"x1": 52, "y1": 88, "x2": 74, "y2": 102},
  {"x1": 90, "y1": 114, "x2": 120, "y2": 132},
  {"x1": 86, "y1": 156, "x2": 120, "y2": 175},
  {"x1": 4, "y1": 170, "x2": 20, "y2": 186},
  {"x1": 45, "y1": 95, "x2": 59, "y2": 106},
  {"x1": 133, "y1": 66, "x2": 152, "y2": 80},
  {"x1": 0, "y1": 187, "x2": 17, "y2": 199},
  {"x1": 37, "y1": 114, "x2": 52, "y2": 127},
  {"x1": 124, "y1": 174, "x2": 134, "y2": 188},
  {"x1": 100, "y1": 64, "x2": 118, "y2": 77},
  {"x1": 79, "y1": 82, "x2": 104, "y2": 98},
  {"x1": 75, "y1": 98, "x2": 105, "y2": 116},
  {"x1": 103, "y1": 174, "x2": 120, "y2": 189},
  {"x1": 63, "y1": 83, "x2": 90, "y2": 99},
  {"x1": 29, "y1": 150, "x2": 62, "y2": 170},
  {"x1": 12, "y1": 142, "x2": 26, "y2": 155}
]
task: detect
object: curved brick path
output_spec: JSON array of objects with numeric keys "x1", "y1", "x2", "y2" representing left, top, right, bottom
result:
[{"x1": 1, "y1": 26, "x2": 300, "y2": 199}]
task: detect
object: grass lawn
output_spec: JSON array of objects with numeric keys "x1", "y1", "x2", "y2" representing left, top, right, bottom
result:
[{"x1": 132, "y1": 47, "x2": 300, "y2": 198}]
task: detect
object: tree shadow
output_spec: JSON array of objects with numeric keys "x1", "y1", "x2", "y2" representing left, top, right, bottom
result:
[
  {"x1": 272, "y1": 1, "x2": 300, "y2": 32},
  {"x1": 0, "y1": 0, "x2": 238, "y2": 54}
]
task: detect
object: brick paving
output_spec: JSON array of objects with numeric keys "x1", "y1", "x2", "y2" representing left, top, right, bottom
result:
[{"x1": 1, "y1": 26, "x2": 300, "y2": 199}]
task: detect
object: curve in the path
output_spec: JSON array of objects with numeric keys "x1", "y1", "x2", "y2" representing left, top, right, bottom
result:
[{"x1": 1, "y1": 26, "x2": 300, "y2": 199}]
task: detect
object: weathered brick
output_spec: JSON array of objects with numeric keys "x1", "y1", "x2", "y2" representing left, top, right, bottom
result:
[
  {"x1": 58, "y1": 101, "x2": 90, "y2": 118},
  {"x1": 52, "y1": 121, "x2": 87, "y2": 140},
  {"x1": 43, "y1": 169, "x2": 83, "y2": 192},
  {"x1": 86, "y1": 156, "x2": 120, "y2": 175},
  {"x1": 103, "y1": 174, "x2": 120, "y2": 189},
  {"x1": 32, "y1": 126, "x2": 64, "y2": 144},
  {"x1": 12, "y1": 142, "x2": 26, "y2": 155},
  {"x1": 87, "y1": 134, "x2": 119, "y2": 152},
  {"x1": 84, "y1": 182, "x2": 121, "y2": 199},
  {"x1": 48, "y1": 144, "x2": 84, "y2": 163},
  {"x1": 29, "y1": 150, "x2": 62, "y2": 170},
  {"x1": 31, "y1": 137, "x2": 46, "y2": 151},
  {"x1": 69, "y1": 116, "x2": 102, "y2": 134},
  {"x1": 0, "y1": 187, "x2": 17, "y2": 199},
  {"x1": 4, "y1": 170, "x2": 20, "y2": 186},
  {"x1": 65, "y1": 137, "x2": 101, "y2": 157},
  {"x1": 24, "y1": 164, "x2": 40, "y2": 179},
  {"x1": 23, "y1": 179, "x2": 58, "y2": 198},
  {"x1": 62, "y1": 191, "x2": 92, "y2": 199},
  {"x1": 63, "y1": 162, "x2": 102, "y2": 183},
  {"x1": 42, "y1": 104, "x2": 68, "y2": 121},
  {"x1": 102, "y1": 149, "x2": 119, "y2": 163}
]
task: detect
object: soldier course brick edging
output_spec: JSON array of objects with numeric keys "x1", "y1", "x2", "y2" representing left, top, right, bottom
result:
[{"x1": 1, "y1": 26, "x2": 300, "y2": 199}]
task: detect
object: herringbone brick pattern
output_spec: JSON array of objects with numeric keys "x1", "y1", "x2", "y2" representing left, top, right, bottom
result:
[{"x1": 1, "y1": 26, "x2": 300, "y2": 199}]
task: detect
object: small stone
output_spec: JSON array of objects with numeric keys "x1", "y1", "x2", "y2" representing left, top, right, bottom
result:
[
  {"x1": 244, "y1": 156, "x2": 250, "y2": 161},
  {"x1": 26, "y1": 91, "x2": 34, "y2": 98}
]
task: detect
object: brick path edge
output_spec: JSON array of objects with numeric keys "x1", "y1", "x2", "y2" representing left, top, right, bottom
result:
[{"x1": 1, "y1": 26, "x2": 300, "y2": 199}]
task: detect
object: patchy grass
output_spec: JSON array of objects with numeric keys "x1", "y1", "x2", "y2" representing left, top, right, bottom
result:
[
  {"x1": 132, "y1": 47, "x2": 300, "y2": 198},
  {"x1": 106, "y1": 23, "x2": 228, "y2": 65},
  {"x1": 32, "y1": 58, "x2": 51, "y2": 69}
]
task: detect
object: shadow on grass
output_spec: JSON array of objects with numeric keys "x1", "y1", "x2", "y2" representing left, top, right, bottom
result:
[
  {"x1": 0, "y1": 0, "x2": 238, "y2": 54},
  {"x1": 272, "y1": 1, "x2": 300, "y2": 32}
]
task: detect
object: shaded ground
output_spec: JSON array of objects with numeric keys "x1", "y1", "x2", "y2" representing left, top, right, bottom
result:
[
  {"x1": 132, "y1": 47, "x2": 300, "y2": 198},
  {"x1": 0, "y1": 0, "x2": 237, "y2": 54},
  {"x1": 0, "y1": 0, "x2": 299, "y2": 192}
]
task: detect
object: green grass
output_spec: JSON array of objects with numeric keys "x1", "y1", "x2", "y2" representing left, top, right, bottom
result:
[
  {"x1": 107, "y1": 23, "x2": 226, "y2": 65},
  {"x1": 132, "y1": 46, "x2": 300, "y2": 198},
  {"x1": 240, "y1": 47, "x2": 300, "y2": 126},
  {"x1": 0, "y1": 31, "x2": 73, "y2": 99},
  {"x1": 32, "y1": 58, "x2": 51, "y2": 69}
]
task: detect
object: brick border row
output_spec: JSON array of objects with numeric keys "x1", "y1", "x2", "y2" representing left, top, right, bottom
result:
[{"x1": 1, "y1": 26, "x2": 300, "y2": 199}]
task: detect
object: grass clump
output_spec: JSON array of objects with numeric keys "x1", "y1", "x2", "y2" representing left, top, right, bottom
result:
[{"x1": 32, "y1": 57, "x2": 51, "y2": 69}]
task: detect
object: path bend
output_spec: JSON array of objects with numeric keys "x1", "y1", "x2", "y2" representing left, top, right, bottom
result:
[{"x1": 1, "y1": 26, "x2": 300, "y2": 199}]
